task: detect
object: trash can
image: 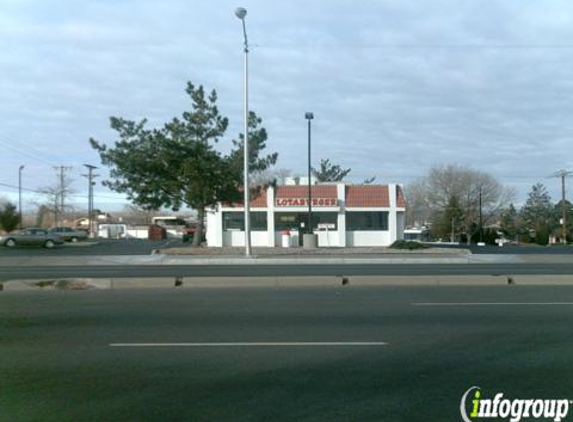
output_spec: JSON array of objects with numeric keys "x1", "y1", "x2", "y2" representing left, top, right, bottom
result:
[{"x1": 281, "y1": 230, "x2": 290, "y2": 248}]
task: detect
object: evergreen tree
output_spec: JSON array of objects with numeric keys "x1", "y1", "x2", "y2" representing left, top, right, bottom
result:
[
  {"x1": 500, "y1": 203, "x2": 518, "y2": 240},
  {"x1": 312, "y1": 159, "x2": 351, "y2": 182},
  {"x1": 0, "y1": 202, "x2": 19, "y2": 232},
  {"x1": 228, "y1": 111, "x2": 278, "y2": 184},
  {"x1": 91, "y1": 82, "x2": 277, "y2": 247},
  {"x1": 433, "y1": 195, "x2": 463, "y2": 241},
  {"x1": 521, "y1": 183, "x2": 553, "y2": 245}
]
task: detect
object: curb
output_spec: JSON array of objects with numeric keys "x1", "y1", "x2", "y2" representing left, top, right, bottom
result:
[{"x1": 4, "y1": 274, "x2": 573, "y2": 291}]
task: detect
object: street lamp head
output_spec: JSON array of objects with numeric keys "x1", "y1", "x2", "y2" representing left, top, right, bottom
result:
[
  {"x1": 305, "y1": 112, "x2": 314, "y2": 120},
  {"x1": 19, "y1": 165, "x2": 25, "y2": 171},
  {"x1": 235, "y1": 7, "x2": 247, "y2": 20}
]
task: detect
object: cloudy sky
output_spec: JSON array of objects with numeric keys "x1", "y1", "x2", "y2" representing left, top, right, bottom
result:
[{"x1": 1, "y1": 0, "x2": 573, "y2": 212}]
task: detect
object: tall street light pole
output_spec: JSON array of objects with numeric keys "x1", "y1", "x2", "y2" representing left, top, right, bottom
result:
[
  {"x1": 18, "y1": 165, "x2": 24, "y2": 229},
  {"x1": 305, "y1": 112, "x2": 314, "y2": 234},
  {"x1": 235, "y1": 7, "x2": 251, "y2": 257},
  {"x1": 479, "y1": 186, "x2": 483, "y2": 244}
]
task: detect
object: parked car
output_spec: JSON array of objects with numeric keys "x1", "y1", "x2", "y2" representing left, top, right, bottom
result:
[
  {"x1": 48, "y1": 226, "x2": 89, "y2": 242},
  {"x1": 0, "y1": 228, "x2": 64, "y2": 249}
]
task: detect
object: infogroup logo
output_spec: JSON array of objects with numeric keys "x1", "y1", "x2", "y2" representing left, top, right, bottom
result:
[{"x1": 460, "y1": 387, "x2": 571, "y2": 422}]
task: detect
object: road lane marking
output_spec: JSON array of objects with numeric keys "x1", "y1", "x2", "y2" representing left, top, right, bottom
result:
[
  {"x1": 412, "y1": 302, "x2": 573, "y2": 306},
  {"x1": 109, "y1": 342, "x2": 389, "y2": 347}
]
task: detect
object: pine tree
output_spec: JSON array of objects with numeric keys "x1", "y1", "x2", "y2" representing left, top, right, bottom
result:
[
  {"x1": 91, "y1": 82, "x2": 277, "y2": 247},
  {"x1": 312, "y1": 159, "x2": 351, "y2": 182},
  {"x1": 521, "y1": 183, "x2": 553, "y2": 245},
  {"x1": 0, "y1": 202, "x2": 19, "y2": 232}
]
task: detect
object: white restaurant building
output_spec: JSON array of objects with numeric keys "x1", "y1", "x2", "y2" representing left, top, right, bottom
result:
[{"x1": 206, "y1": 182, "x2": 406, "y2": 248}]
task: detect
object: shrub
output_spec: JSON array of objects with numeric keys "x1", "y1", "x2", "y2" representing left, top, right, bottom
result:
[{"x1": 390, "y1": 240, "x2": 428, "y2": 250}]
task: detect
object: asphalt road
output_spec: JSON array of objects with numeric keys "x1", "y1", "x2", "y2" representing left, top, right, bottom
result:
[
  {"x1": 2, "y1": 286, "x2": 573, "y2": 421},
  {"x1": 2, "y1": 239, "x2": 573, "y2": 257},
  {"x1": 0, "y1": 239, "x2": 182, "y2": 256},
  {"x1": 3, "y1": 262, "x2": 573, "y2": 281}
]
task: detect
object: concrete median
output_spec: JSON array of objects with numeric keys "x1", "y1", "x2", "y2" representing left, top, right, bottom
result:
[{"x1": 4, "y1": 274, "x2": 573, "y2": 291}]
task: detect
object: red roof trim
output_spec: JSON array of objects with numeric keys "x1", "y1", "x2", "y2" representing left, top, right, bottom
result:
[
  {"x1": 276, "y1": 186, "x2": 337, "y2": 199},
  {"x1": 227, "y1": 188, "x2": 267, "y2": 207},
  {"x1": 345, "y1": 186, "x2": 390, "y2": 207},
  {"x1": 223, "y1": 185, "x2": 406, "y2": 208}
]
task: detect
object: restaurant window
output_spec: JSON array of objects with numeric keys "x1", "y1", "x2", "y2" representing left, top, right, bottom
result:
[
  {"x1": 346, "y1": 212, "x2": 388, "y2": 231},
  {"x1": 274, "y1": 212, "x2": 338, "y2": 231},
  {"x1": 223, "y1": 212, "x2": 267, "y2": 231}
]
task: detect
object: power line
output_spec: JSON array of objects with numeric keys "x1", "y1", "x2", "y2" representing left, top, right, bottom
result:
[
  {"x1": 0, "y1": 136, "x2": 64, "y2": 163},
  {"x1": 0, "y1": 138, "x2": 55, "y2": 167},
  {"x1": 0, "y1": 181, "x2": 125, "y2": 200},
  {"x1": 256, "y1": 43, "x2": 573, "y2": 50},
  {"x1": 0, "y1": 181, "x2": 44, "y2": 194}
]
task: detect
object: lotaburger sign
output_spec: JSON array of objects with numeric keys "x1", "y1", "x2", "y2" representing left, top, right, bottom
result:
[{"x1": 275, "y1": 198, "x2": 337, "y2": 207}]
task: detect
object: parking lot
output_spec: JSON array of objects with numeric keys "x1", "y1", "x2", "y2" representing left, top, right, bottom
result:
[{"x1": 0, "y1": 238, "x2": 184, "y2": 256}]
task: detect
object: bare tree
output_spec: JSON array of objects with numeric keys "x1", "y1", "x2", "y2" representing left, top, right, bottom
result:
[
  {"x1": 272, "y1": 168, "x2": 292, "y2": 185},
  {"x1": 249, "y1": 167, "x2": 294, "y2": 187},
  {"x1": 406, "y1": 164, "x2": 515, "y2": 242},
  {"x1": 39, "y1": 168, "x2": 77, "y2": 226},
  {"x1": 118, "y1": 204, "x2": 157, "y2": 225}
]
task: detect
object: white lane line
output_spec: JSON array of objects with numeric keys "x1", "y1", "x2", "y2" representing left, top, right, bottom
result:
[
  {"x1": 109, "y1": 342, "x2": 389, "y2": 347},
  {"x1": 412, "y1": 302, "x2": 573, "y2": 306}
]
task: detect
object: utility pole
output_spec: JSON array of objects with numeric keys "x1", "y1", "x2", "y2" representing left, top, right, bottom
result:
[
  {"x1": 18, "y1": 165, "x2": 24, "y2": 229},
  {"x1": 53, "y1": 166, "x2": 73, "y2": 227},
  {"x1": 83, "y1": 164, "x2": 98, "y2": 238},
  {"x1": 54, "y1": 194, "x2": 59, "y2": 227},
  {"x1": 550, "y1": 170, "x2": 573, "y2": 244}
]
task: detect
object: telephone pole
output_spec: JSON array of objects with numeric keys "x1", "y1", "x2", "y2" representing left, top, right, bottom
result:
[
  {"x1": 550, "y1": 170, "x2": 573, "y2": 244},
  {"x1": 18, "y1": 165, "x2": 24, "y2": 229},
  {"x1": 53, "y1": 166, "x2": 73, "y2": 227},
  {"x1": 83, "y1": 164, "x2": 98, "y2": 237}
]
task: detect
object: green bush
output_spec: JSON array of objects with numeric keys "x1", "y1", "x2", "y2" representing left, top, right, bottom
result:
[{"x1": 390, "y1": 240, "x2": 428, "y2": 250}]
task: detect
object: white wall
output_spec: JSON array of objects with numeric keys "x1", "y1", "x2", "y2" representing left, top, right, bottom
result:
[
  {"x1": 126, "y1": 228, "x2": 149, "y2": 239},
  {"x1": 223, "y1": 231, "x2": 269, "y2": 247},
  {"x1": 274, "y1": 231, "x2": 301, "y2": 247},
  {"x1": 316, "y1": 230, "x2": 339, "y2": 247},
  {"x1": 396, "y1": 212, "x2": 405, "y2": 240},
  {"x1": 98, "y1": 224, "x2": 127, "y2": 239},
  {"x1": 346, "y1": 231, "x2": 392, "y2": 247},
  {"x1": 206, "y1": 209, "x2": 222, "y2": 247}
]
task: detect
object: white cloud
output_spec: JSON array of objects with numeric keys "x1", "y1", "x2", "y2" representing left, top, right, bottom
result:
[{"x1": 1, "y1": 0, "x2": 573, "y2": 209}]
